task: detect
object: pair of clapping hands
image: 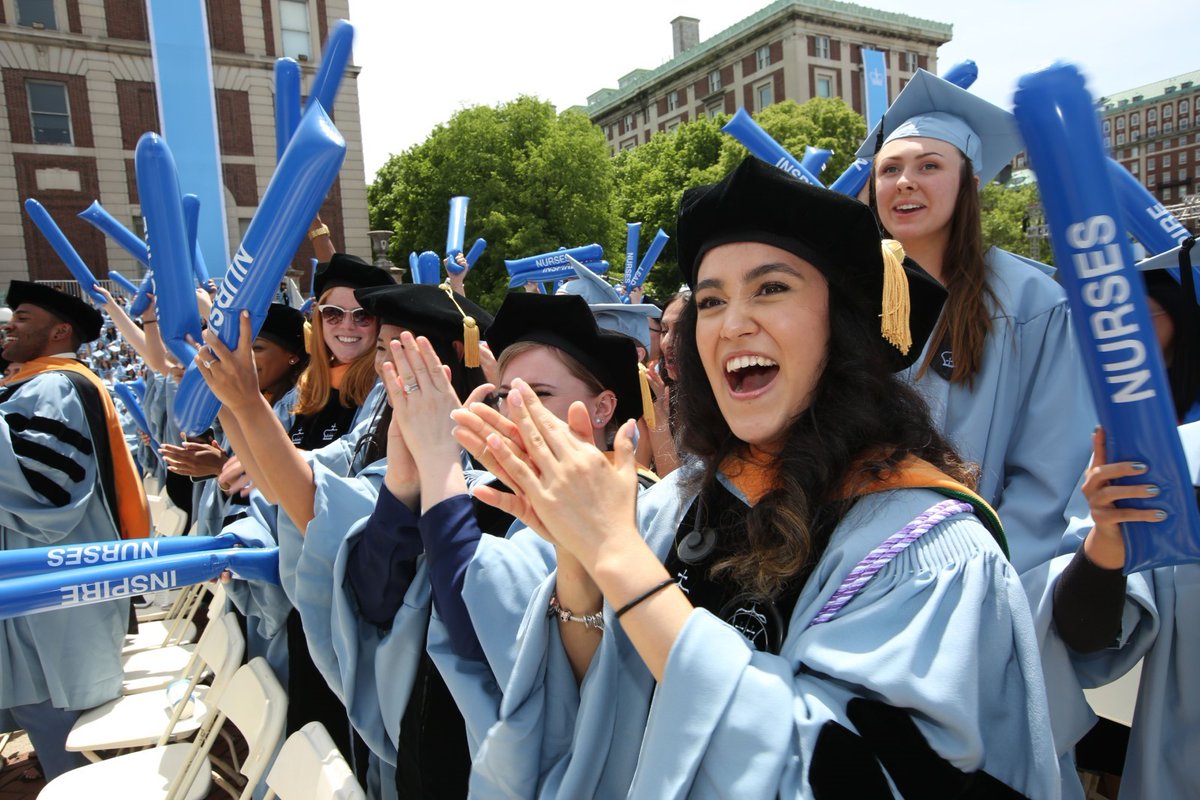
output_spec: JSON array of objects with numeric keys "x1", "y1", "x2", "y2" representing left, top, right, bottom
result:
[{"x1": 376, "y1": 330, "x2": 641, "y2": 563}]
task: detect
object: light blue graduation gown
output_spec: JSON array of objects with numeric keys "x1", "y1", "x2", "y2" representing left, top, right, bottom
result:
[
  {"x1": 906, "y1": 248, "x2": 1095, "y2": 574},
  {"x1": 0, "y1": 371, "x2": 128, "y2": 719},
  {"x1": 440, "y1": 468, "x2": 1062, "y2": 798}
]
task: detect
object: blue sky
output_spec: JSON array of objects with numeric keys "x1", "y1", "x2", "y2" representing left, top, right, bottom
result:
[{"x1": 348, "y1": 0, "x2": 1199, "y2": 180}]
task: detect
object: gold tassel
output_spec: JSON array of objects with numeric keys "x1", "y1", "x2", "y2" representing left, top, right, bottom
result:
[
  {"x1": 879, "y1": 239, "x2": 912, "y2": 355},
  {"x1": 638, "y1": 363, "x2": 656, "y2": 429},
  {"x1": 440, "y1": 282, "x2": 481, "y2": 368},
  {"x1": 462, "y1": 315, "x2": 480, "y2": 368}
]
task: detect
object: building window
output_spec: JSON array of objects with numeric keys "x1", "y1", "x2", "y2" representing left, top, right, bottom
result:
[
  {"x1": 1148, "y1": 108, "x2": 1158, "y2": 122},
  {"x1": 905, "y1": 52, "x2": 918, "y2": 72},
  {"x1": 1132, "y1": 130, "x2": 1141, "y2": 142},
  {"x1": 26, "y1": 81, "x2": 72, "y2": 145},
  {"x1": 1163, "y1": 104, "x2": 1173, "y2": 119},
  {"x1": 1148, "y1": 157, "x2": 1157, "y2": 169},
  {"x1": 756, "y1": 45, "x2": 771, "y2": 71},
  {"x1": 667, "y1": 91, "x2": 678, "y2": 112},
  {"x1": 1149, "y1": 125, "x2": 1158, "y2": 136},
  {"x1": 707, "y1": 102, "x2": 723, "y2": 119},
  {"x1": 1165, "y1": 122, "x2": 1173, "y2": 134},
  {"x1": 1148, "y1": 174, "x2": 1156, "y2": 186},
  {"x1": 16, "y1": 0, "x2": 56, "y2": 29},
  {"x1": 708, "y1": 70, "x2": 721, "y2": 94},
  {"x1": 1181, "y1": 117, "x2": 1190, "y2": 130},
  {"x1": 1163, "y1": 187, "x2": 1172, "y2": 200},
  {"x1": 1180, "y1": 168, "x2": 1188, "y2": 182},
  {"x1": 813, "y1": 36, "x2": 830, "y2": 60},
  {"x1": 1182, "y1": 150, "x2": 1190, "y2": 164},
  {"x1": 620, "y1": 137, "x2": 637, "y2": 151},
  {"x1": 1104, "y1": 135, "x2": 1112, "y2": 149},
  {"x1": 1164, "y1": 154, "x2": 1172, "y2": 168},
  {"x1": 1103, "y1": 119, "x2": 1111, "y2": 133},
  {"x1": 1182, "y1": 99, "x2": 1191, "y2": 115},
  {"x1": 1131, "y1": 112, "x2": 1139, "y2": 126},
  {"x1": 279, "y1": 0, "x2": 311, "y2": 60},
  {"x1": 756, "y1": 80, "x2": 773, "y2": 111},
  {"x1": 1130, "y1": 161, "x2": 1139, "y2": 174},
  {"x1": 1116, "y1": 117, "x2": 1125, "y2": 130},
  {"x1": 624, "y1": 113, "x2": 634, "y2": 130},
  {"x1": 1116, "y1": 133, "x2": 1125, "y2": 145},
  {"x1": 666, "y1": 120, "x2": 680, "y2": 133},
  {"x1": 815, "y1": 73, "x2": 834, "y2": 98}
]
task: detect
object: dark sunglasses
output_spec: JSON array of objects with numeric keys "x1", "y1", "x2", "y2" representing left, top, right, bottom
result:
[{"x1": 318, "y1": 304, "x2": 376, "y2": 327}]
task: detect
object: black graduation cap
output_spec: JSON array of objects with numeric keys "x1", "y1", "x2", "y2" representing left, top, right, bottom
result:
[
  {"x1": 5, "y1": 280, "x2": 103, "y2": 343},
  {"x1": 257, "y1": 302, "x2": 307, "y2": 356},
  {"x1": 355, "y1": 283, "x2": 493, "y2": 358},
  {"x1": 485, "y1": 293, "x2": 646, "y2": 424},
  {"x1": 312, "y1": 253, "x2": 395, "y2": 299},
  {"x1": 675, "y1": 157, "x2": 946, "y2": 371}
]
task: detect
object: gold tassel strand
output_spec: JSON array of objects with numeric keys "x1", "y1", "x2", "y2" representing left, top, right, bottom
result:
[
  {"x1": 638, "y1": 363, "x2": 656, "y2": 429},
  {"x1": 440, "y1": 282, "x2": 481, "y2": 368},
  {"x1": 879, "y1": 239, "x2": 911, "y2": 355}
]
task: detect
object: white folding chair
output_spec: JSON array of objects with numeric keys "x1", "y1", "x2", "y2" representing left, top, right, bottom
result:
[
  {"x1": 137, "y1": 579, "x2": 203, "y2": 624},
  {"x1": 124, "y1": 583, "x2": 225, "y2": 694},
  {"x1": 42, "y1": 657, "x2": 288, "y2": 800},
  {"x1": 263, "y1": 722, "x2": 365, "y2": 800},
  {"x1": 125, "y1": 579, "x2": 204, "y2": 654},
  {"x1": 67, "y1": 611, "x2": 245, "y2": 761},
  {"x1": 149, "y1": 495, "x2": 188, "y2": 537}
]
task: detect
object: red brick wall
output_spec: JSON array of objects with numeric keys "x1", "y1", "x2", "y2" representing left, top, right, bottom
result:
[
  {"x1": 66, "y1": 0, "x2": 81, "y2": 33},
  {"x1": 290, "y1": 176, "x2": 343, "y2": 277},
  {"x1": 104, "y1": 0, "x2": 148, "y2": 40},
  {"x1": 773, "y1": 70, "x2": 785, "y2": 105},
  {"x1": 15, "y1": 154, "x2": 107, "y2": 281},
  {"x1": 742, "y1": 52, "x2": 757, "y2": 77},
  {"x1": 769, "y1": 40, "x2": 782, "y2": 64},
  {"x1": 721, "y1": 65, "x2": 734, "y2": 87},
  {"x1": 3, "y1": 69, "x2": 94, "y2": 148},
  {"x1": 851, "y1": 69, "x2": 862, "y2": 112},
  {"x1": 261, "y1": 0, "x2": 276, "y2": 57},
  {"x1": 316, "y1": 0, "x2": 328, "y2": 47},
  {"x1": 115, "y1": 80, "x2": 159, "y2": 150},
  {"x1": 216, "y1": 89, "x2": 253, "y2": 155},
  {"x1": 125, "y1": 158, "x2": 138, "y2": 204},
  {"x1": 207, "y1": 0, "x2": 245, "y2": 53},
  {"x1": 724, "y1": 91, "x2": 736, "y2": 114},
  {"x1": 223, "y1": 163, "x2": 258, "y2": 207}
]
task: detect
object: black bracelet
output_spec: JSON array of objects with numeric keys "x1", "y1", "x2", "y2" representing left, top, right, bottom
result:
[{"x1": 615, "y1": 577, "x2": 676, "y2": 618}]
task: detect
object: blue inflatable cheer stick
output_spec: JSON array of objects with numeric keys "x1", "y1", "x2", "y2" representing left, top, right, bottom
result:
[
  {"x1": 829, "y1": 158, "x2": 872, "y2": 198},
  {"x1": 0, "y1": 534, "x2": 241, "y2": 581},
  {"x1": 941, "y1": 60, "x2": 979, "y2": 90},
  {"x1": 408, "y1": 252, "x2": 418, "y2": 276},
  {"x1": 446, "y1": 195, "x2": 468, "y2": 265},
  {"x1": 455, "y1": 237, "x2": 487, "y2": 275},
  {"x1": 413, "y1": 251, "x2": 442, "y2": 285},
  {"x1": 722, "y1": 108, "x2": 824, "y2": 186},
  {"x1": 78, "y1": 201, "x2": 150, "y2": 266},
  {"x1": 135, "y1": 133, "x2": 204, "y2": 368},
  {"x1": 0, "y1": 547, "x2": 280, "y2": 620},
  {"x1": 24, "y1": 199, "x2": 106, "y2": 304},
  {"x1": 801, "y1": 146, "x2": 834, "y2": 175},
  {"x1": 182, "y1": 194, "x2": 212, "y2": 286},
  {"x1": 305, "y1": 20, "x2": 354, "y2": 116},
  {"x1": 1107, "y1": 159, "x2": 1199, "y2": 299},
  {"x1": 130, "y1": 376, "x2": 147, "y2": 402},
  {"x1": 629, "y1": 229, "x2": 669, "y2": 291},
  {"x1": 174, "y1": 102, "x2": 346, "y2": 436},
  {"x1": 274, "y1": 57, "x2": 302, "y2": 162},
  {"x1": 108, "y1": 270, "x2": 139, "y2": 297},
  {"x1": 1013, "y1": 61, "x2": 1200, "y2": 573},
  {"x1": 623, "y1": 222, "x2": 642, "y2": 287},
  {"x1": 504, "y1": 244, "x2": 604, "y2": 277},
  {"x1": 115, "y1": 380, "x2": 163, "y2": 459}
]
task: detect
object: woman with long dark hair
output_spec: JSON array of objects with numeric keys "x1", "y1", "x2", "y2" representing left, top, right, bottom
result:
[
  {"x1": 862, "y1": 70, "x2": 1096, "y2": 574},
  {"x1": 444, "y1": 158, "x2": 1059, "y2": 797}
]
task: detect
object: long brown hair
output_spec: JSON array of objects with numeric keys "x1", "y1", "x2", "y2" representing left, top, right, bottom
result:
[
  {"x1": 293, "y1": 288, "x2": 379, "y2": 415},
  {"x1": 674, "y1": 282, "x2": 974, "y2": 599},
  {"x1": 875, "y1": 156, "x2": 996, "y2": 386}
]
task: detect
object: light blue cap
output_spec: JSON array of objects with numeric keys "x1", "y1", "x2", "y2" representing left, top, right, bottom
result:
[
  {"x1": 560, "y1": 255, "x2": 661, "y2": 350},
  {"x1": 855, "y1": 69, "x2": 1023, "y2": 185}
]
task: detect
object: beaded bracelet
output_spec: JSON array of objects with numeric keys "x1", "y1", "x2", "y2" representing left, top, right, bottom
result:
[{"x1": 548, "y1": 595, "x2": 604, "y2": 632}]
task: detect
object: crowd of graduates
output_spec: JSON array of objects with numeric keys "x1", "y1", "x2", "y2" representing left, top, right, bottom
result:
[{"x1": 3, "y1": 70, "x2": 1199, "y2": 799}]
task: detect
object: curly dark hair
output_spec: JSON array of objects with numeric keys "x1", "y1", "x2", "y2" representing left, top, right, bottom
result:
[{"x1": 673, "y1": 275, "x2": 975, "y2": 598}]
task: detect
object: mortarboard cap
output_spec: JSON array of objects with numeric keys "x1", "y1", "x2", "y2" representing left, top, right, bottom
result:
[
  {"x1": 258, "y1": 302, "x2": 307, "y2": 357},
  {"x1": 560, "y1": 256, "x2": 661, "y2": 350},
  {"x1": 855, "y1": 69, "x2": 1023, "y2": 185},
  {"x1": 313, "y1": 253, "x2": 395, "y2": 299},
  {"x1": 5, "y1": 280, "x2": 103, "y2": 343},
  {"x1": 485, "y1": 293, "x2": 649, "y2": 424},
  {"x1": 676, "y1": 157, "x2": 946, "y2": 371},
  {"x1": 356, "y1": 283, "x2": 493, "y2": 366}
]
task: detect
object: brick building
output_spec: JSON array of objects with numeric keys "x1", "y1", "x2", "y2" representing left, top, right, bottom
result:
[
  {"x1": 0, "y1": 0, "x2": 369, "y2": 291},
  {"x1": 585, "y1": 0, "x2": 952, "y2": 155}
]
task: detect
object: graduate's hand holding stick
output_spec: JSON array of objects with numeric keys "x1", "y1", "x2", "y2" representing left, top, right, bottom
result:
[{"x1": 1081, "y1": 426, "x2": 1164, "y2": 569}]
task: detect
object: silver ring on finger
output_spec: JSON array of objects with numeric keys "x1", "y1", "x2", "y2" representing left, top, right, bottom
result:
[
  {"x1": 403, "y1": 382, "x2": 420, "y2": 395},
  {"x1": 203, "y1": 359, "x2": 214, "y2": 369}
]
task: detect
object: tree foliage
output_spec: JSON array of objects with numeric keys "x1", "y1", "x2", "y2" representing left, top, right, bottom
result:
[
  {"x1": 716, "y1": 97, "x2": 867, "y2": 182},
  {"x1": 981, "y1": 182, "x2": 1052, "y2": 266},
  {"x1": 368, "y1": 96, "x2": 620, "y2": 311}
]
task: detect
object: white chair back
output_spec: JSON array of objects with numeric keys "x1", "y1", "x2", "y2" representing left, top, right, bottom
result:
[{"x1": 263, "y1": 722, "x2": 365, "y2": 800}]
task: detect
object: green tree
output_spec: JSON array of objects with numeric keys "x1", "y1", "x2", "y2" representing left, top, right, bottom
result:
[
  {"x1": 716, "y1": 97, "x2": 868, "y2": 183},
  {"x1": 368, "y1": 96, "x2": 620, "y2": 311},
  {"x1": 980, "y1": 181, "x2": 1052, "y2": 265}
]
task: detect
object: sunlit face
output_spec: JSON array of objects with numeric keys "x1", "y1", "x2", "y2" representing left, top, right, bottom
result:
[
  {"x1": 874, "y1": 136, "x2": 967, "y2": 250},
  {"x1": 375, "y1": 323, "x2": 410, "y2": 386},
  {"x1": 659, "y1": 295, "x2": 687, "y2": 381},
  {"x1": 252, "y1": 337, "x2": 296, "y2": 396},
  {"x1": 498, "y1": 345, "x2": 616, "y2": 447},
  {"x1": 2, "y1": 304, "x2": 71, "y2": 363},
  {"x1": 694, "y1": 242, "x2": 829, "y2": 449},
  {"x1": 321, "y1": 286, "x2": 378, "y2": 364},
  {"x1": 648, "y1": 317, "x2": 664, "y2": 365}
]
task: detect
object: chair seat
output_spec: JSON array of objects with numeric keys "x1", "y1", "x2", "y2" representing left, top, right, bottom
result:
[
  {"x1": 122, "y1": 644, "x2": 199, "y2": 694},
  {"x1": 66, "y1": 685, "x2": 211, "y2": 752},
  {"x1": 40, "y1": 742, "x2": 211, "y2": 800},
  {"x1": 123, "y1": 620, "x2": 197, "y2": 654}
]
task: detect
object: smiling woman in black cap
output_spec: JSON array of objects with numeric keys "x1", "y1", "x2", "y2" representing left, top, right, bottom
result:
[{"x1": 440, "y1": 157, "x2": 1060, "y2": 797}]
